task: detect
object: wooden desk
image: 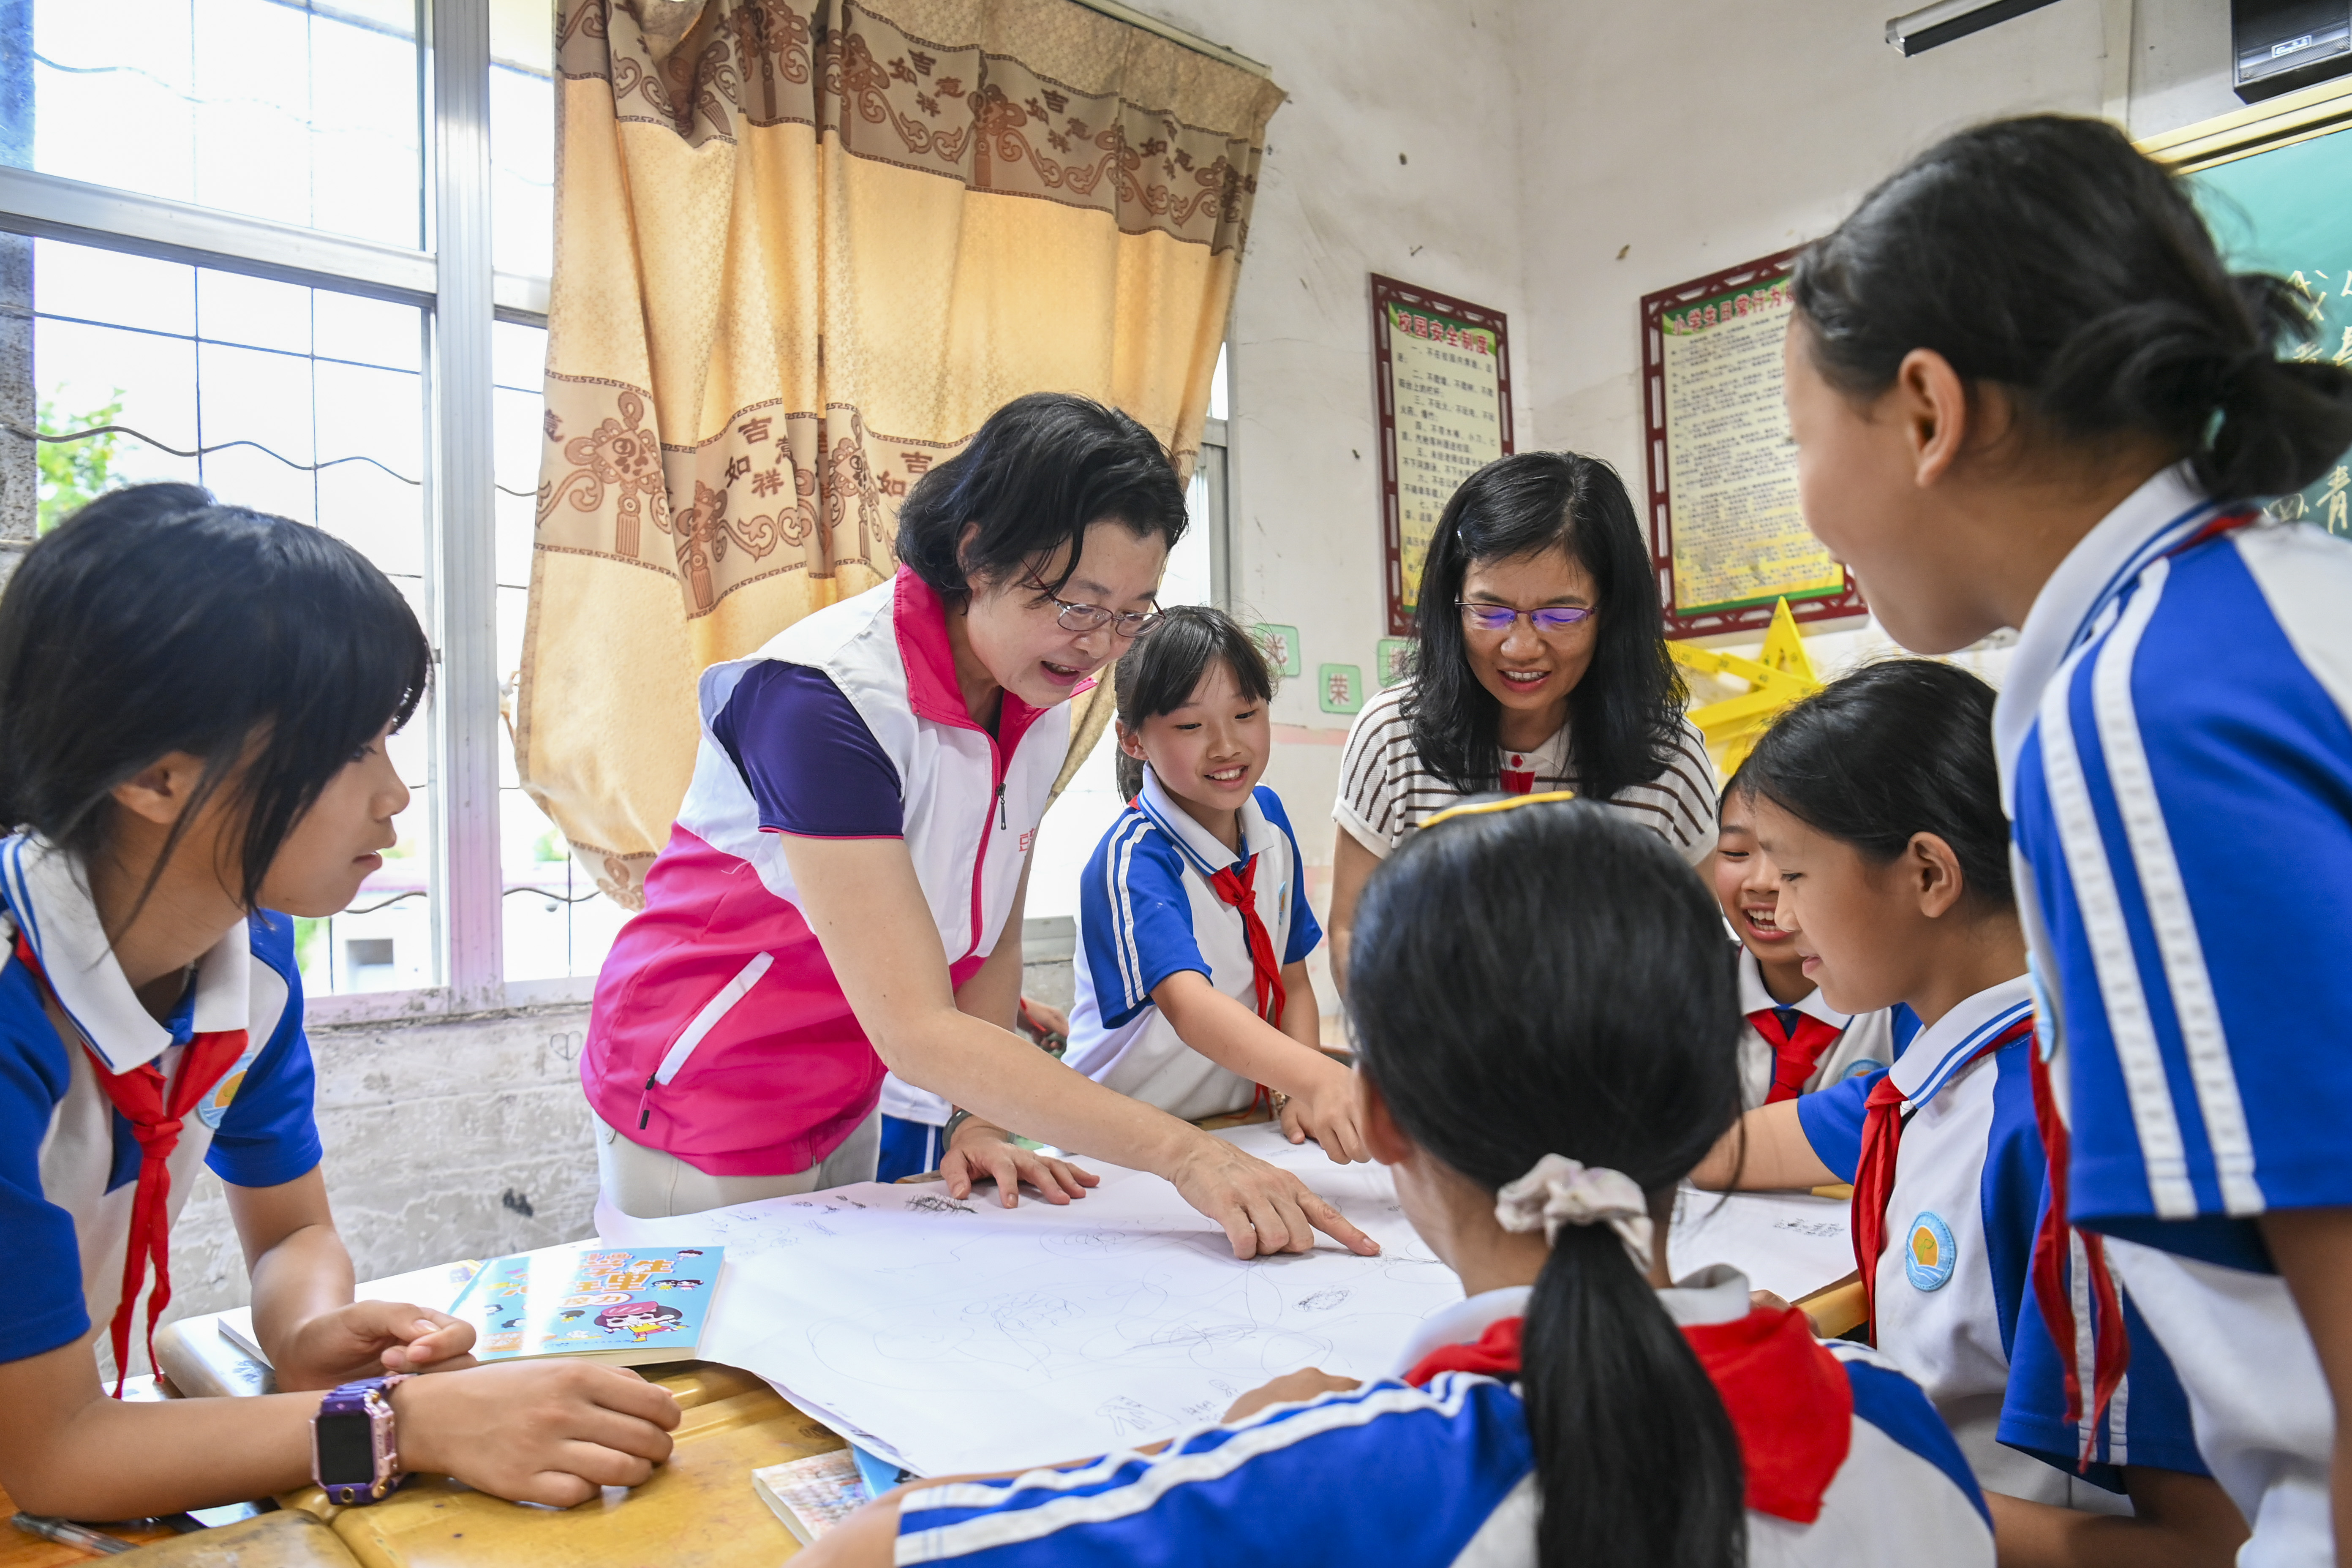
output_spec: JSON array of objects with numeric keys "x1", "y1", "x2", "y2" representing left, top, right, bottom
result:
[
  {"x1": 0, "y1": 1329, "x2": 844, "y2": 1566},
  {"x1": 298, "y1": 1363, "x2": 838, "y2": 1568}
]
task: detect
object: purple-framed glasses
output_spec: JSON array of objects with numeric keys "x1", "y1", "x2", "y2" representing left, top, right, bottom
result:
[{"x1": 1456, "y1": 602, "x2": 1596, "y2": 634}]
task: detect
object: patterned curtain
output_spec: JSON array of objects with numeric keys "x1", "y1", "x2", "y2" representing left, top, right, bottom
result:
[{"x1": 523, "y1": 0, "x2": 1281, "y2": 905}]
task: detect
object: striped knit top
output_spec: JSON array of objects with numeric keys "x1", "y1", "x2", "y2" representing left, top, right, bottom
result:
[{"x1": 1333, "y1": 682, "x2": 1720, "y2": 864}]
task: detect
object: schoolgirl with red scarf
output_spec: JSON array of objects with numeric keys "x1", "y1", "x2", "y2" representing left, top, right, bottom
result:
[
  {"x1": 1064, "y1": 606, "x2": 1363, "y2": 1160},
  {"x1": 795, "y1": 797, "x2": 1992, "y2": 1568},
  {"x1": 1694, "y1": 662, "x2": 2245, "y2": 1562},
  {"x1": 0, "y1": 487, "x2": 677, "y2": 1520}
]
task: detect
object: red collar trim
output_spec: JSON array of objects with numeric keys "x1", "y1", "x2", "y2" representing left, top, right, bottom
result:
[
  {"x1": 890, "y1": 567, "x2": 1053, "y2": 754},
  {"x1": 1404, "y1": 1306, "x2": 1851, "y2": 1523}
]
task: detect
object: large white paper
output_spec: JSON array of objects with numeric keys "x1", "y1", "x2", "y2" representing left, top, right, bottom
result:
[
  {"x1": 606, "y1": 1126, "x2": 1857, "y2": 1478},
  {"x1": 1671, "y1": 1186, "x2": 1854, "y2": 1302},
  {"x1": 611, "y1": 1123, "x2": 1461, "y2": 1476}
]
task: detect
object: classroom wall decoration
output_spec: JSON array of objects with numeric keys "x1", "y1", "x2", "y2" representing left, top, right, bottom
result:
[
  {"x1": 1317, "y1": 664, "x2": 1365, "y2": 716},
  {"x1": 2153, "y1": 86, "x2": 2352, "y2": 535},
  {"x1": 1640, "y1": 250, "x2": 1867, "y2": 640},
  {"x1": 1251, "y1": 623, "x2": 1303, "y2": 678},
  {"x1": 1371, "y1": 276, "x2": 1514, "y2": 636}
]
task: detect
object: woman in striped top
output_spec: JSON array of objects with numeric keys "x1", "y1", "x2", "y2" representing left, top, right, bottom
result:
[{"x1": 1329, "y1": 452, "x2": 1717, "y2": 982}]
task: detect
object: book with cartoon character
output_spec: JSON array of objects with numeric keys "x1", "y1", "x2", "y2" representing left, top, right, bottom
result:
[{"x1": 445, "y1": 1244, "x2": 721, "y2": 1366}]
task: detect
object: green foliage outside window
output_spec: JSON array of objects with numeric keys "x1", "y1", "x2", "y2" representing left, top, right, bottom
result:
[{"x1": 35, "y1": 392, "x2": 125, "y2": 533}]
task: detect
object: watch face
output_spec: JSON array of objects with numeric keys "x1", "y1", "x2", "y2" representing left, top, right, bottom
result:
[{"x1": 315, "y1": 1410, "x2": 378, "y2": 1487}]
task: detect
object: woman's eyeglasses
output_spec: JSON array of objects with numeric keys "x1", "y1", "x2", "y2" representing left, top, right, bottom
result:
[
  {"x1": 1456, "y1": 602, "x2": 1595, "y2": 634},
  {"x1": 1042, "y1": 591, "x2": 1161, "y2": 639}
]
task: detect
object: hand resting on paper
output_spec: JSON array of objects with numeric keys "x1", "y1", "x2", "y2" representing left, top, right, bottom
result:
[
  {"x1": 1223, "y1": 1367, "x2": 1363, "y2": 1423},
  {"x1": 1173, "y1": 1137, "x2": 1380, "y2": 1260},
  {"x1": 942, "y1": 1117, "x2": 1100, "y2": 1206}
]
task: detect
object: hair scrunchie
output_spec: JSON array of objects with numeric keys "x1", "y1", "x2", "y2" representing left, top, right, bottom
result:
[{"x1": 1494, "y1": 1154, "x2": 1654, "y2": 1271}]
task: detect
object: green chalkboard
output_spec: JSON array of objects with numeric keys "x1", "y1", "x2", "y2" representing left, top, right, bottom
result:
[{"x1": 2189, "y1": 127, "x2": 2352, "y2": 536}]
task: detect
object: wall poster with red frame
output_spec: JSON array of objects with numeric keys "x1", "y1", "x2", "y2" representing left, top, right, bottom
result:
[
  {"x1": 1641, "y1": 249, "x2": 1867, "y2": 640},
  {"x1": 1372, "y1": 275, "x2": 1514, "y2": 637}
]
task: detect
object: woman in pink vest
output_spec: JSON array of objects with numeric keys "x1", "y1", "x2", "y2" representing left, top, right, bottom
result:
[{"x1": 580, "y1": 395, "x2": 1375, "y2": 1261}]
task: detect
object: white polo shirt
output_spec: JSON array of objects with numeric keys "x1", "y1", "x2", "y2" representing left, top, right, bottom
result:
[
  {"x1": 0, "y1": 835, "x2": 318, "y2": 1370},
  {"x1": 1066, "y1": 770, "x2": 1320, "y2": 1123},
  {"x1": 1734, "y1": 947, "x2": 1914, "y2": 1109}
]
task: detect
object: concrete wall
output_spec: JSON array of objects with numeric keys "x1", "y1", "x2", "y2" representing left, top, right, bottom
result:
[
  {"x1": 157, "y1": 1004, "x2": 599, "y2": 1352},
  {"x1": 159, "y1": 0, "x2": 2257, "y2": 1330}
]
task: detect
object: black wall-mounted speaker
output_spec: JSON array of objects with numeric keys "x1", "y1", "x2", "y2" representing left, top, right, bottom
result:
[{"x1": 2234, "y1": 0, "x2": 2352, "y2": 102}]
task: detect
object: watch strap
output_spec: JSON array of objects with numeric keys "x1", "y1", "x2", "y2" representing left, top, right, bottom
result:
[{"x1": 314, "y1": 1373, "x2": 413, "y2": 1505}]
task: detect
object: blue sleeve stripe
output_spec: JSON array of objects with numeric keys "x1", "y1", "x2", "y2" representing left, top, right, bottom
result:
[
  {"x1": 2079, "y1": 557, "x2": 2261, "y2": 1213},
  {"x1": 1102, "y1": 814, "x2": 1155, "y2": 1012},
  {"x1": 2035, "y1": 623, "x2": 2201, "y2": 1218},
  {"x1": 1838, "y1": 1354, "x2": 1992, "y2": 1530},
  {"x1": 1979, "y1": 1046, "x2": 2047, "y2": 1363},
  {"x1": 1267, "y1": 797, "x2": 1323, "y2": 967}
]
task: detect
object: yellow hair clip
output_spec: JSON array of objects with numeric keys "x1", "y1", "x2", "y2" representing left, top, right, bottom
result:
[{"x1": 1418, "y1": 789, "x2": 1578, "y2": 831}]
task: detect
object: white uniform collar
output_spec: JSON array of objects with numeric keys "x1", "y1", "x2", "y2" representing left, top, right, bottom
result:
[
  {"x1": 1497, "y1": 721, "x2": 1570, "y2": 775},
  {"x1": 1135, "y1": 767, "x2": 1276, "y2": 875},
  {"x1": 1389, "y1": 1285, "x2": 1531, "y2": 1375},
  {"x1": 1386, "y1": 1264, "x2": 1756, "y2": 1376},
  {"x1": 0, "y1": 835, "x2": 253, "y2": 1074},
  {"x1": 1886, "y1": 973, "x2": 2034, "y2": 1111},
  {"x1": 1993, "y1": 461, "x2": 2223, "y2": 811},
  {"x1": 1736, "y1": 947, "x2": 1849, "y2": 1028},
  {"x1": 1654, "y1": 1263, "x2": 1758, "y2": 1328}
]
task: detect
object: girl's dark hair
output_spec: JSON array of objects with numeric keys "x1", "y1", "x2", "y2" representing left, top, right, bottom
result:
[
  {"x1": 1406, "y1": 452, "x2": 1686, "y2": 800},
  {"x1": 1349, "y1": 799, "x2": 1746, "y2": 1568},
  {"x1": 0, "y1": 484, "x2": 433, "y2": 917},
  {"x1": 896, "y1": 392, "x2": 1190, "y2": 598},
  {"x1": 1110, "y1": 605, "x2": 1273, "y2": 800},
  {"x1": 1794, "y1": 114, "x2": 2352, "y2": 500},
  {"x1": 1737, "y1": 659, "x2": 2009, "y2": 908}
]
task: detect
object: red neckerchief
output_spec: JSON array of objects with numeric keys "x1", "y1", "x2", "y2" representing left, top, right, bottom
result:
[
  {"x1": 1850, "y1": 1013, "x2": 2034, "y2": 1344},
  {"x1": 2029, "y1": 1040, "x2": 2129, "y2": 1465},
  {"x1": 1204, "y1": 853, "x2": 1285, "y2": 1029},
  {"x1": 12, "y1": 931, "x2": 247, "y2": 1394},
  {"x1": 1749, "y1": 1008, "x2": 1846, "y2": 1104},
  {"x1": 1405, "y1": 1306, "x2": 1853, "y2": 1523}
]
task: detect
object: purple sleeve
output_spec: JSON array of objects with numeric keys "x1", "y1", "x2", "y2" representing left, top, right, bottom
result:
[{"x1": 711, "y1": 662, "x2": 904, "y2": 838}]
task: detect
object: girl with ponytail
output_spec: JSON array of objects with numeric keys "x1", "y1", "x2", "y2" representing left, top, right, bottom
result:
[
  {"x1": 1783, "y1": 114, "x2": 2352, "y2": 1565},
  {"x1": 798, "y1": 797, "x2": 1995, "y2": 1568}
]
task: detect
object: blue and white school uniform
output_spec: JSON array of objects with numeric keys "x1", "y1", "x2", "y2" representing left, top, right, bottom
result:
[
  {"x1": 1997, "y1": 462, "x2": 2352, "y2": 1563},
  {"x1": 1065, "y1": 770, "x2": 1321, "y2": 1122},
  {"x1": 1734, "y1": 947, "x2": 1915, "y2": 1109},
  {"x1": 1794, "y1": 976, "x2": 2202, "y2": 1505},
  {"x1": 0, "y1": 835, "x2": 319, "y2": 1373},
  {"x1": 894, "y1": 1266, "x2": 1995, "y2": 1568}
]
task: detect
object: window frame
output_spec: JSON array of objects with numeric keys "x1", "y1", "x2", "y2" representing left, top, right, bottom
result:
[
  {"x1": 0, "y1": 0, "x2": 547, "y2": 1025},
  {"x1": 0, "y1": 4, "x2": 1237, "y2": 1024}
]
